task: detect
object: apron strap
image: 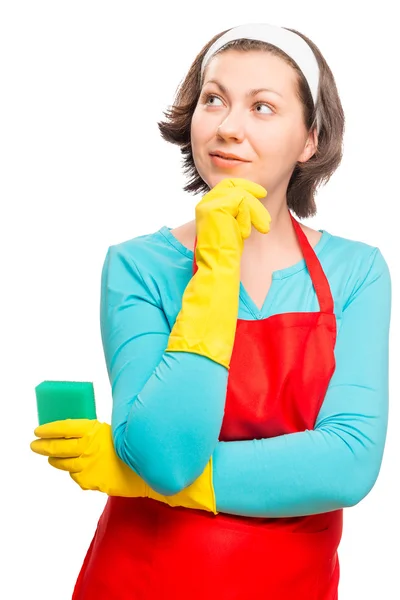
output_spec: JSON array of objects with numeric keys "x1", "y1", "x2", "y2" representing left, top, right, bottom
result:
[
  {"x1": 289, "y1": 212, "x2": 334, "y2": 314},
  {"x1": 192, "y1": 210, "x2": 334, "y2": 315}
]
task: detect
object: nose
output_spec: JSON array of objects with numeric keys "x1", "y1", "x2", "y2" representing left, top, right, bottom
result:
[{"x1": 216, "y1": 113, "x2": 245, "y2": 141}]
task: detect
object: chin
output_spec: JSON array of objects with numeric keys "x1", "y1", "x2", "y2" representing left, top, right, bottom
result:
[{"x1": 206, "y1": 173, "x2": 237, "y2": 188}]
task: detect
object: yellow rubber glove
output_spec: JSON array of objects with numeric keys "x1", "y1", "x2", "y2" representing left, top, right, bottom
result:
[
  {"x1": 166, "y1": 178, "x2": 271, "y2": 369},
  {"x1": 30, "y1": 419, "x2": 217, "y2": 514}
]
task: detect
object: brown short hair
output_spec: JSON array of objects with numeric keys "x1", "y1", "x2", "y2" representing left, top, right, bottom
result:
[{"x1": 158, "y1": 27, "x2": 345, "y2": 219}]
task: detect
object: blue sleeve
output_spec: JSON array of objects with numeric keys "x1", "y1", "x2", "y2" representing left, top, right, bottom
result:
[
  {"x1": 100, "y1": 244, "x2": 227, "y2": 495},
  {"x1": 211, "y1": 248, "x2": 391, "y2": 517}
]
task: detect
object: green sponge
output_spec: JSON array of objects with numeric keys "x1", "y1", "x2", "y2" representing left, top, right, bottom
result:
[{"x1": 35, "y1": 380, "x2": 97, "y2": 425}]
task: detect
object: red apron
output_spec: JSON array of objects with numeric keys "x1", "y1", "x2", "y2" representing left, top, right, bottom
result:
[{"x1": 73, "y1": 211, "x2": 342, "y2": 599}]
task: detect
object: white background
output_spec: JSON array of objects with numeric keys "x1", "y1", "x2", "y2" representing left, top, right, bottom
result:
[{"x1": 1, "y1": 1, "x2": 398, "y2": 598}]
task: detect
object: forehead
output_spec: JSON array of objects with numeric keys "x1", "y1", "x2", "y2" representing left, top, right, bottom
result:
[{"x1": 203, "y1": 49, "x2": 298, "y2": 100}]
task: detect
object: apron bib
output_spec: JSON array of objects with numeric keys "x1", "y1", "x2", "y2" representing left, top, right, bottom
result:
[{"x1": 73, "y1": 211, "x2": 342, "y2": 600}]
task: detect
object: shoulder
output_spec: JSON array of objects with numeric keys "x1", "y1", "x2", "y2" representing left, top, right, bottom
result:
[
  {"x1": 110, "y1": 227, "x2": 171, "y2": 260},
  {"x1": 168, "y1": 220, "x2": 196, "y2": 251},
  {"x1": 321, "y1": 229, "x2": 391, "y2": 310},
  {"x1": 101, "y1": 224, "x2": 193, "y2": 306},
  {"x1": 323, "y1": 229, "x2": 389, "y2": 270}
]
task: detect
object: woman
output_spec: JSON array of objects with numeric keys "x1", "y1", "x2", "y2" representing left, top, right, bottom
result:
[{"x1": 31, "y1": 22, "x2": 391, "y2": 599}]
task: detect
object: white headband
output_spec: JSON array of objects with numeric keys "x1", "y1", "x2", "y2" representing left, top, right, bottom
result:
[{"x1": 201, "y1": 23, "x2": 321, "y2": 134}]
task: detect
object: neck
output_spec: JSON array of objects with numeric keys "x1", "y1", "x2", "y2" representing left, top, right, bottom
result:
[{"x1": 244, "y1": 192, "x2": 295, "y2": 252}]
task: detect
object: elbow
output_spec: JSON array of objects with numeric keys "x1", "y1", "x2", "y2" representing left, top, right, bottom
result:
[
  {"x1": 338, "y1": 462, "x2": 383, "y2": 508},
  {"x1": 112, "y1": 423, "x2": 207, "y2": 496},
  {"x1": 144, "y1": 458, "x2": 210, "y2": 497},
  {"x1": 112, "y1": 423, "x2": 140, "y2": 477},
  {"x1": 129, "y1": 462, "x2": 198, "y2": 497},
  {"x1": 149, "y1": 472, "x2": 189, "y2": 497},
  {"x1": 340, "y1": 482, "x2": 374, "y2": 508},
  {"x1": 319, "y1": 420, "x2": 387, "y2": 509}
]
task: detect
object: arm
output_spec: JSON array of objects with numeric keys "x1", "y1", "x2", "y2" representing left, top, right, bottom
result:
[
  {"x1": 34, "y1": 247, "x2": 389, "y2": 517},
  {"x1": 103, "y1": 181, "x2": 269, "y2": 497},
  {"x1": 101, "y1": 244, "x2": 227, "y2": 495},
  {"x1": 211, "y1": 248, "x2": 391, "y2": 517}
]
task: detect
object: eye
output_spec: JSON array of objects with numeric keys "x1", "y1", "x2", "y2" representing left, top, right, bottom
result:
[
  {"x1": 202, "y1": 93, "x2": 223, "y2": 106},
  {"x1": 254, "y1": 102, "x2": 274, "y2": 115},
  {"x1": 201, "y1": 93, "x2": 274, "y2": 115}
]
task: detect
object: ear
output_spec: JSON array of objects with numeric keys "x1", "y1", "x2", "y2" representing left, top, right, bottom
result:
[{"x1": 297, "y1": 128, "x2": 318, "y2": 163}]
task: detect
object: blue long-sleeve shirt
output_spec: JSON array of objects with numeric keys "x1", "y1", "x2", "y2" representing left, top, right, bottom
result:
[{"x1": 100, "y1": 223, "x2": 391, "y2": 517}]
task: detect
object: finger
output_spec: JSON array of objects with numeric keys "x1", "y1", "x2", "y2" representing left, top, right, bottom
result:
[
  {"x1": 205, "y1": 178, "x2": 267, "y2": 205},
  {"x1": 34, "y1": 419, "x2": 94, "y2": 439},
  {"x1": 30, "y1": 437, "x2": 86, "y2": 458},
  {"x1": 235, "y1": 201, "x2": 252, "y2": 240},
  {"x1": 70, "y1": 471, "x2": 95, "y2": 491},
  {"x1": 226, "y1": 178, "x2": 268, "y2": 199},
  {"x1": 242, "y1": 190, "x2": 272, "y2": 234},
  {"x1": 70, "y1": 471, "x2": 99, "y2": 495},
  {"x1": 48, "y1": 456, "x2": 82, "y2": 473}
]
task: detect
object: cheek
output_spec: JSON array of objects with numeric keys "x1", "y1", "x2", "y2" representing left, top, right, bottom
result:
[
  {"x1": 190, "y1": 119, "x2": 205, "y2": 172},
  {"x1": 191, "y1": 109, "x2": 216, "y2": 143},
  {"x1": 191, "y1": 108, "x2": 203, "y2": 134},
  {"x1": 256, "y1": 126, "x2": 301, "y2": 163},
  {"x1": 190, "y1": 112, "x2": 213, "y2": 167},
  {"x1": 190, "y1": 116, "x2": 202, "y2": 155}
]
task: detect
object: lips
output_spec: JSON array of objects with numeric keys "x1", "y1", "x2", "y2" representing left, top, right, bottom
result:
[
  {"x1": 210, "y1": 152, "x2": 248, "y2": 162},
  {"x1": 209, "y1": 154, "x2": 249, "y2": 169}
]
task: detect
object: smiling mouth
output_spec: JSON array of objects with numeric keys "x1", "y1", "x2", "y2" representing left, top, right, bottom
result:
[{"x1": 210, "y1": 154, "x2": 248, "y2": 162}]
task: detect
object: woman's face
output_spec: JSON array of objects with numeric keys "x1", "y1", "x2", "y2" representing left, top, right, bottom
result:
[{"x1": 190, "y1": 50, "x2": 317, "y2": 194}]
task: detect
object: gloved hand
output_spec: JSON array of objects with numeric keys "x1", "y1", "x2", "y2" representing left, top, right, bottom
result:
[
  {"x1": 30, "y1": 419, "x2": 217, "y2": 513},
  {"x1": 166, "y1": 178, "x2": 271, "y2": 368}
]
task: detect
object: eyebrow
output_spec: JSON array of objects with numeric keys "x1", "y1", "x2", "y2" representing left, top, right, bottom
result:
[{"x1": 203, "y1": 79, "x2": 283, "y2": 98}]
